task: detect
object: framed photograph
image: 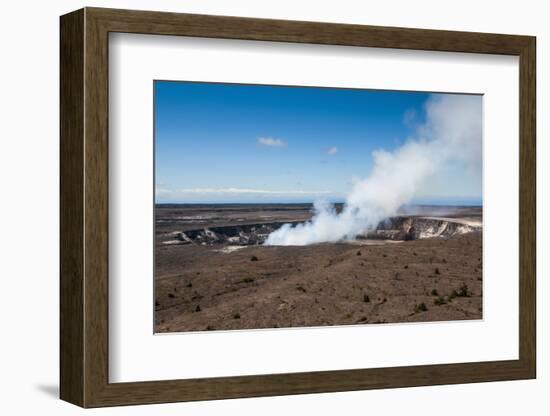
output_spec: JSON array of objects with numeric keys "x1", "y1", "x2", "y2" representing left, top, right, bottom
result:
[{"x1": 60, "y1": 7, "x2": 536, "y2": 407}]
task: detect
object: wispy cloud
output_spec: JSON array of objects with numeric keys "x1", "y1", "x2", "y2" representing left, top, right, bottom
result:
[
  {"x1": 257, "y1": 137, "x2": 287, "y2": 147},
  {"x1": 325, "y1": 146, "x2": 338, "y2": 155},
  {"x1": 159, "y1": 187, "x2": 331, "y2": 195}
]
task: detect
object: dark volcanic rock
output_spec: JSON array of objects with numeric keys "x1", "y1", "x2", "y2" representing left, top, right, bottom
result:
[{"x1": 177, "y1": 221, "x2": 303, "y2": 246}]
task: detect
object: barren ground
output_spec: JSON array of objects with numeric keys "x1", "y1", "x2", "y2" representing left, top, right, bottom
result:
[{"x1": 155, "y1": 204, "x2": 482, "y2": 333}]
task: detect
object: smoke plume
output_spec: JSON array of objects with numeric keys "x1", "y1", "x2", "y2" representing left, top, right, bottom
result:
[{"x1": 264, "y1": 94, "x2": 482, "y2": 246}]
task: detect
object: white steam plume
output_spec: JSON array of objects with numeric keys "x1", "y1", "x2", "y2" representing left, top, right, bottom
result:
[{"x1": 264, "y1": 94, "x2": 481, "y2": 246}]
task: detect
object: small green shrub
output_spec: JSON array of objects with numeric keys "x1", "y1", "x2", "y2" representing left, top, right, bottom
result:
[
  {"x1": 415, "y1": 302, "x2": 428, "y2": 313},
  {"x1": 457, "y1": 284, "x2": 470, "y2": 297},
  {"x1": 434, "y1": 297, "x2": 447, "y2": 306}
]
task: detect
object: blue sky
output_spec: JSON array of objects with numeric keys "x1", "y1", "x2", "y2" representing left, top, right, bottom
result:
[{"x1": 155, "y1": 81, "x2": 481, "y2": 205}]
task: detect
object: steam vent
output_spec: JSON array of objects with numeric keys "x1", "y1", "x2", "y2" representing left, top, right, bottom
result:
[{"x1": 171, "y1": 216, "x2": 481, "y2": 246}]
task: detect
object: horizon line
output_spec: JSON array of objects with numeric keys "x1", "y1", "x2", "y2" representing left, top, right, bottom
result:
[{"x1": 155, "y1": 201, "x2": 483, "y2": 207}]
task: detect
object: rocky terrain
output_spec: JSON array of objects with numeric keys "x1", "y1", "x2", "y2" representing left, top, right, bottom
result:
[{"x1": 155, "y1": 204, "x2": 482, "y2": 333}]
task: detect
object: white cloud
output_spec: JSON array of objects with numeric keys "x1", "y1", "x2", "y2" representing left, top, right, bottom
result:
[
  {"x1": 257, "y1": 137, "x2": 287, "y2": 147},
  {"x1": 165, "y1": 187, "x2": 330, "y2": 195},
  {"x1": 155, "y1": 186, "x2": 337, "y2": 202},
  {"x1": 155, "y1": 188, "x2": 174, "y2": 196},
  {"x1": 325, "y1": 146, "x2": 338, "y2": 155}
]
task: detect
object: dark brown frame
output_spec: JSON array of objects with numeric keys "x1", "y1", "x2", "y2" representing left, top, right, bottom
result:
[{"x1": 60, "y1": 7, "x2": 536, "y2": 408}]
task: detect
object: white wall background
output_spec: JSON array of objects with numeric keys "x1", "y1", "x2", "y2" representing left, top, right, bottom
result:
[{"x1": 0, "y1": 0, "x2": 545, "y2": 414}]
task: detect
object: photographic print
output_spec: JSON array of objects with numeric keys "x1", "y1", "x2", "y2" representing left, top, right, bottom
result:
[{"x1": 154, "y1": 81, "x2": 483, "y2": 333}]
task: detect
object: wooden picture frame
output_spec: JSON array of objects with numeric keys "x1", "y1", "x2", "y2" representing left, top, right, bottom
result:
[{"x1": 60, "y1": 7, "x2": 536, "y2": 408}]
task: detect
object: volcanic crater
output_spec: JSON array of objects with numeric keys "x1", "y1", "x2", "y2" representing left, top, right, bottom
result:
[
  {"x1": 170, "y1": 215, "x2": 481, "y2": 246},
  {"x1": 155, "y1": 204, "x2": 482, "y2": 333}
]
